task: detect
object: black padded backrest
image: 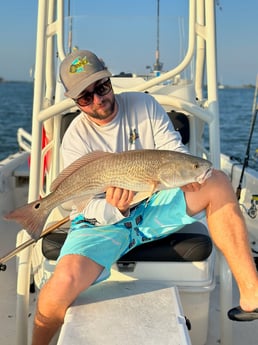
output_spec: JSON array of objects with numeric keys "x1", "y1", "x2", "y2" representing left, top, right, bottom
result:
[
  {"x1": 167, "y1": 110, "x2": 189, "y2": 144},
  {"x1": 60, "y1": 110, "x2": 81, "y2": 141},
  {"x1": 42, "y1": 229, "x2": 67, "y2": 260}
]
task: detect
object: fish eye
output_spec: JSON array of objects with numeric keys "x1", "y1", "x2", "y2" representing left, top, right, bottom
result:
[{"x1": 193, "y1": 163, "x2": 199, "y2": 169}]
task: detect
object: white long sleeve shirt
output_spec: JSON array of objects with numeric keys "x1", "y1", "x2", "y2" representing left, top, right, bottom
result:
[{"x1": 61, "y1": 91, "x2": 188, "y2": 224}]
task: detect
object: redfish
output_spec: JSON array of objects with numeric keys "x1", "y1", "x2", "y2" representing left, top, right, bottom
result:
[{"x1": 4, "y1": 150, "x2": 212, "y2": 239}]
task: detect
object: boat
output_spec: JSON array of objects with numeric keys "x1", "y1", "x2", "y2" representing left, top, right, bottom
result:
[{"x1": 1, "y1": 0, "x2": 258, "y2": 344}]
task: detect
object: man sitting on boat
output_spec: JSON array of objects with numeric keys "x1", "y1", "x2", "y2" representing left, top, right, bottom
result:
[{"x1": 32, "y1": 50, "x2": 258, "y2": 345}]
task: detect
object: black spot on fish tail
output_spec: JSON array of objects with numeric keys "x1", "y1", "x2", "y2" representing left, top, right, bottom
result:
[{"x1": 34, "y1": 202, "x2": 41, "y2": 210}]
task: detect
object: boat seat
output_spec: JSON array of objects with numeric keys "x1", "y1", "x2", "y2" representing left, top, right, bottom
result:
[
  {"x1": 60, "y1": 109, "x2": 81, "y2": 141},
  {"x1": 42, "y1": 221, "x2": 212, "y2": 262},
  {"x1": 166, "y1": 110, "x2": 189, "y2": 144}
]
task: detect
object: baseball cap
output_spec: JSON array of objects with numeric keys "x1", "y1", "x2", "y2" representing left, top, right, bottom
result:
[{"x1": 60, "y1": 50, "x2": 112, "y2": 98}]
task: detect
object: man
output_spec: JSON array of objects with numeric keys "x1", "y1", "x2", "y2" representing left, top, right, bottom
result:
[{"x1": 32, "y1": 50, "x2": 258, "y2": 345}]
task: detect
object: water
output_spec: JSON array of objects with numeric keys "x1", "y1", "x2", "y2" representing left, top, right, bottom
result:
[
  {"x1": 0, "y1": 82, "x2": 33, "y2": 160},
  {"x1": 0, "y1": 82, "x2": 258, "y2": 169},
  {"x1": 216, "y1": 88, "x2": 258, "y2": 169}
]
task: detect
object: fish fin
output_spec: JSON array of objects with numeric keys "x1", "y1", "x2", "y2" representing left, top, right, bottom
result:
[
  {"x1": 51, "y1": 151, "x2": 113, "y2": 192},
  {"x1": 150, "y1": 182, "x2": 158, "y2": 195},
  {"x1": 129, "y1": 182, "x2": 158, "y2": 207},
  {"x1": 146, "y1": 182, "x2": 159, "y2": 203},
  {"x1": 73, "y1": 199, "x2": 90, "y2": 213},
  {"x1": 60, "y1": 200, "x2": 74, "y2": 211},
  {"x1": 61, "y1": 196, "x2": 92, "y2": 213},
  {"x1": 158, "y1": 171, "x2": 177, "y2": 188},
  {"x1": 130, "y1": 191, "x2": 152, "y2": 206},
  {"x1": 4, "y1": 199, "x2": 51, "y2": 240}
]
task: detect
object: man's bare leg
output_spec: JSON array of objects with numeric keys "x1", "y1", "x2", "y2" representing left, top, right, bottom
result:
[
  {"x1": 185, "y1": 170, "x2": 258, "y2": 312},
  {"x1": 32, "y1": 255, "x2": 103, "y2": 345}
]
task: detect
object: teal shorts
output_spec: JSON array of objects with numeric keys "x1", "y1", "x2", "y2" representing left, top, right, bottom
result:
[{"x1": 59, "y1": 188, "x2": 198, "y2": 283}]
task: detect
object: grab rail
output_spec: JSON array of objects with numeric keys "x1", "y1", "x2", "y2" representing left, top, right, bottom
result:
[{"x1": 17, "y1": 128, "x2": 32, "y2": 153}]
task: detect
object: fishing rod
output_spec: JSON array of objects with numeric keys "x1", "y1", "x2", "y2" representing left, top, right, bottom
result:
[
  {"x1": 0, "y1": 216, "x2": 70, "y2": 272},
  {"x1": 236, "y1": 76, "x2": 258, "y2": 200}
]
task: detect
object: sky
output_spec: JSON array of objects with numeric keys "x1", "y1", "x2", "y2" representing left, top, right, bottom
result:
[{"x1": 0, "y1": 0, "x2": 257, "y2": 86}]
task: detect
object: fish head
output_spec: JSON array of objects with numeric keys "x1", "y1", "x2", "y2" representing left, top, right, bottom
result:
[{"x1": 158, "y1": 154, "x2": 213, "y2": 188}]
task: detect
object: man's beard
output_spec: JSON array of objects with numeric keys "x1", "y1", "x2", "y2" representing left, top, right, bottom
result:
[{"x1": 85, "y1": 96, "x2": 116, "y2": 121}]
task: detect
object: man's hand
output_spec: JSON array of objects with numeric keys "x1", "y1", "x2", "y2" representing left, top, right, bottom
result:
[{"x1": 106, "y1": 187, "x2": 135, "y2": 215}]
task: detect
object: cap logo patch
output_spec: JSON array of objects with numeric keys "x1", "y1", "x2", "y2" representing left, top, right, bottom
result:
[{"x1": 69, "y1": 56, "x2": 90, "y2": 73}]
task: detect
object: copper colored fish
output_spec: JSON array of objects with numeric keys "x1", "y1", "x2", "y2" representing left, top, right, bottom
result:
[{"x1": 4, "y1": 150, "x2": 212, "y2": 239}]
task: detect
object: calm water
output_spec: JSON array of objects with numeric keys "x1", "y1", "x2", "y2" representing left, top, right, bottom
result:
[
  {"x1": 0, "y1": 82, "x2": 33, "y2": 160},
  {"x1": 0, "y1": 82, "x2": 258, "y2": 168},
  {"x1": 216, "y1": 87, "x2": 258, "y2": 168}
]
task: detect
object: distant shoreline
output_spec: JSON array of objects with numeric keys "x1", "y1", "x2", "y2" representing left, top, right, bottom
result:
[
  {"x1": 0, "y1": 79, "x2": 33, "y2": 84},
  {"x1": 0, "y1": 78, "x2": 255, "y2": 89},
  {"x1": 218, "y1": 84, "x2": 255, "y2": 89}
]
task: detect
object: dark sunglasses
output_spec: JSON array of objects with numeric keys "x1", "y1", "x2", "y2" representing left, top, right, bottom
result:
[{"x1": 74, "y1": 79, "x2": 112, "y2": 106}]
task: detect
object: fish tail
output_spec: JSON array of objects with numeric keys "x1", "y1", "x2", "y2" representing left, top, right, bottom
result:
[{"x1": 4, "y1": 199, "x2": 51, "y2": 240}]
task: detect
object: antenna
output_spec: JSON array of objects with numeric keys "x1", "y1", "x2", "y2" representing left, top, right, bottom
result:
[
  {"x1": 153, "y1": 0, "x2": 163, "y2": 72},
  {"x1": 67, "y1": 0, "x2": 73, "y2": 54}
]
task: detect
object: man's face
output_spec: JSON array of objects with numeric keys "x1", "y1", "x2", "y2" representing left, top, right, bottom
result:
[{"x1": 74, "y1": 78, "x2": 117, "y2": 123}]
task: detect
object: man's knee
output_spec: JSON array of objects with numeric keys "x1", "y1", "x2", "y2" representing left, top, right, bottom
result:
[{"x1": 53, "y1": 254, "x2": 104, "y2": 292}]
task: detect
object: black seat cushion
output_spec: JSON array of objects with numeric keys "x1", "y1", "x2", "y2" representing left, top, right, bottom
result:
[
  {"x1": 167, "y1": 110, "x2": 189, "y2": 144},
  {"x1": 42, "y1": 229, "x2": 67, "y2": 260},
  {"x1": 42, "y1": 227, "x2": 212, "y2": 262},
  {"x1": 118, "y1": 232, "x2": 212, "y2": 262}
]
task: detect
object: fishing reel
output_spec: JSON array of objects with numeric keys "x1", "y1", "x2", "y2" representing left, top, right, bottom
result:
[{"x1": 247, "y1": 194, "x2": 258, "y2": 219}]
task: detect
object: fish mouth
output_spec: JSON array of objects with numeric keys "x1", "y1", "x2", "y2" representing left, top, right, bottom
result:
[{"x1": 197, "y1": 167, "x2": 213, "y2": 184}]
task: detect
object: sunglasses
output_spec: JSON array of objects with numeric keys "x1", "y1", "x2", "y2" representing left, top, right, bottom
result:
[{"x1": 74, "y1": 79, "x2": 112, "y2": 106}]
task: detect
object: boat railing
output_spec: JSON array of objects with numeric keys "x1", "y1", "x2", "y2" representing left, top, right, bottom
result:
[{"x1": 17, "y1": 128, "x2": 32, "y2": 153}]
